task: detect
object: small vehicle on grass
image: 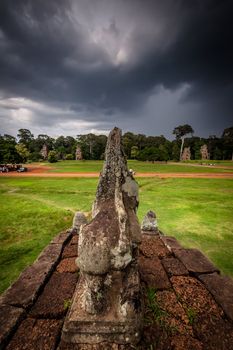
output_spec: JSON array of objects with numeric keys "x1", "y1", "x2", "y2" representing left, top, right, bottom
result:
[{"x1": 17, "y1": 167, "x2": 28, "y2": 172}]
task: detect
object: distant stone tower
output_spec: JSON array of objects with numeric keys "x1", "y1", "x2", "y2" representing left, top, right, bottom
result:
[
  {"x1": 75, "y1": 146, "x2": 82, "y2": 160},
  {"x1": 40, "y1": 144, "x2": 48, "y2": 160},
  {"x1": 181, "y1": 147, "x2": 191, "y2": 161},
  {"x1": 200, "y1": 144, "x2": 209, "y2": 160}
]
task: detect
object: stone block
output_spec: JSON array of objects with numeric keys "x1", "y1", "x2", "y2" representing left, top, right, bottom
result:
[
  {"x1": 170, "y1": 276, "x2": 222, "y2": 317},
  {"x1": 156, "y1": 290, "x2": 193, "y2": 336},
  {"x1": 62, "y1": 244, "x2": 78, "y2": 258},
  {"x1": 37, "y1": 243, "x2": 63, "y2": 263},
  {"x1": 160, "y1": 236, "x2": 183, "y2": 251},
  {"x1": 139, "y1": 236, "x2": 170, "y2": 259},
  {"x1": 70, "y1": 235, "x2": 79, "y2": 245},
  {"x1": 161, "y1": 256, "x2": 188, "y2": 277},
  {"x1": 193, "y1": 314, "x2": 233, "y2": 350},
  {"x1": 62, "y1": 270, "x2": 142, "y2": 345},
  {"x1": 58, "y1": 341, "x2": 120, "y2": 349},
  {"x1": 0, "y1": 304, "x2": 25, "y2": 348},
  {"x1": 6, "y1": 318, "x2": 62, "y2": 350},
  {"x1": 1, "y1": 243, "x2": 63, "y2": 309},
  {"x1": 173, "y1": 248, "x2": 219, "y2": 274},
  {"x1": 30, "y1": 272, "x2": 78, "y2": 319},
  {"x1": 139, "y1": 256, "x2": 170, "y2": 290},
  {"x1": 51, "y1": 230, "x2": 72, "y2": 245},
  {"x1": 170, "y1": 335, "x2": 203, "y2": 350},
  {"x1": 56, "y1": 258, "x2": 78, "y2": 273},
  {"x1": 198, "y1": 273, "x2": 233, "y2": 321}
]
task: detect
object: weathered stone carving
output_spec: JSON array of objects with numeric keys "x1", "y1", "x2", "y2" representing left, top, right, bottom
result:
[
  {"x1": 181, "y1": 146, "x2": 191, "y2": 161},
  {"x1": 72, "y1": 212, "x2": 87, "y2": 232},
  {"x1": 75, "y1": 146, "x2": 82, "y2": 160},
  {"x1": 62, "y1": 127, "x2": 142, "y2": 344},
  {"x1": 141, "y1": 210, "x2": 158, "y2": 233},
  {"x1": 200, "y1": 144, "x2": 209, "y2": 160}
]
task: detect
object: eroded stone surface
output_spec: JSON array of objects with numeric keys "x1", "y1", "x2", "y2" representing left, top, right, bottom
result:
[
  {"x1": 38, "y1": 243, "x2": 63, "y2": 263},
  {"x1": 63, "y1": 127, "x2": 143, "y2": 345},
  {"x1": 194, "y1": 315, "x2": 233, "y2": 350},
  {"x1": 171, "y1": 276, "x2": 223, "y2": 316},
  {"x1": 57, "y1": 258, "x2": 78, "y2": 273},
  {"x1": 62, "y1": 244, "x2": 77, "y2": 258},
  {"x1": 1, "y1": 260, "x2": 55, "y2": 309},
  {"x1": 6, "y1": 318, "x2": 62, "y2": 350},
  {"x1": 160, "y1": 236, "x2": 182, "y2": 251},
  {"x1": 30, "y1": 273, "x2": 78, "y2": 319},
  {"x1": 58, "y1": 341, "x2": 121, "y2": 349},
  {"x1": 173, "y1": 248, "x2": 219, "y2": 274},
  {"x1": 72, "y1": 212, "x2": 87, "y2": 230},
  {"x1": 141, "y1": 211, "x2": 158, "y2": 232},
  {"x1": 70, "y1": 235, "x2": 79, "y2": 245},
  {"x1": 199, "y1": 273, "x2": 233, "y2": 321},
  {"x1": 169, "y1": 276, "x2": 233, "y2": 349},
  {"x1": 139, "y1": 256, "x2": 170, "y2": 290},
  {"x1": 140, "y1": 236, "x2": 170, "y2": 259},
  {"x1": 1, "y1": 242, "x2": 63, "y2": 309},
  {"x1": 162, "y1": 256, "x2": 188, "y2": 277},
  {"x1": 156, "y1": 290, "x2": 193, "y2": 336},
  {"x1": 51, "y1": 230, "x2": 72, "y2": 245},
  {"x1": 170, "y1": 335, "x2": 203, "y2": 350},
  {"x1": 0, "y1": 305, "x2": 25, "y2": 347}
]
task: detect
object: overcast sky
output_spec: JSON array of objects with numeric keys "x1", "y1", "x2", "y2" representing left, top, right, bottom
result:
[{"x1": 0, "y1": 0, "x2": 232, "y2": 139}]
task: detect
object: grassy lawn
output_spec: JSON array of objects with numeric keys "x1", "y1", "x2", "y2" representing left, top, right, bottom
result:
[
  {"x1": 0, "y1": 176, "x2": 233, "y2": 294},
  {"x1": 36, "y1": 160, "x2": 233, "y2": 173}
]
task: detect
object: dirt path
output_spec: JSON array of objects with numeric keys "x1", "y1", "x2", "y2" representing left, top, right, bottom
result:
[
  {"x1": 1, "y1": 171, "x2": 233, "y2": 178},
  {"x1": 169, "y1": 161, "x2": 233, "y2": 170}
]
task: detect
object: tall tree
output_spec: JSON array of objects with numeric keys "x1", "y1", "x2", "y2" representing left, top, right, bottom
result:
[
  {"x1": 15, "y1": 143, "x2": 30, "y2": 162},
  {"x1": 17, "y1": 129, "x2": 34, "y2": 145},
  {"x1": 0, "y1": 134, "x2": 20, "y2": 163},
  {"x1": 222, "y1": 126, "x2": 233, "y2": 160},
  {"x1": 173, "y1": 124, "x2": 194, "y2": 161}
]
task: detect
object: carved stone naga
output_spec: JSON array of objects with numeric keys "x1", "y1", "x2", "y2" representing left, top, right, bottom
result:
[{"x1": 62, "y1": 127, "x2": 143, "y2": 345}]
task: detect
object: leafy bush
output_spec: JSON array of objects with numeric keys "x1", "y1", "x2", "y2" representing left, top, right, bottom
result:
[
  {"x1": 48, "y1": 150, "x2": 58, "y2": 163},
  {"x1": 65, "y1": 153, "x2": 74, "y2": 160}
]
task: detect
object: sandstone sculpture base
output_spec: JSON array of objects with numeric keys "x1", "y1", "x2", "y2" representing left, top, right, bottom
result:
[{"x1": 62, "y1": 267, "x2": 142, "y2": 345}]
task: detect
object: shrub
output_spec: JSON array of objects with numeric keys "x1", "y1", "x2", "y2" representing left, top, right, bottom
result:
[
  {"x1": 65, "y1": 154, "x2": 74, "y2": 160},
  {"x1": 48, "y1": 150, "x2": 58, "y2": 163}
]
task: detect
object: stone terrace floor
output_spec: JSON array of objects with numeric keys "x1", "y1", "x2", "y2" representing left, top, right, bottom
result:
[{"x1": 1, "y1": 229, "x2": 233, "y2": 350}]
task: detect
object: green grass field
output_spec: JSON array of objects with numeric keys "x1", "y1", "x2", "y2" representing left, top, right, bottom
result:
[
  {"x1": 38, "y1": 160, "x2": 233, "y2": 173},
  {"x1": 0, "y1": 175, "x2": 233, "y2": 294}
]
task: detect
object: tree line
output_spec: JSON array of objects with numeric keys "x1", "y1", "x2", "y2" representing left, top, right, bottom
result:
[{"x1": 0, "y1": 125, "x2": 232, "y2": 163}]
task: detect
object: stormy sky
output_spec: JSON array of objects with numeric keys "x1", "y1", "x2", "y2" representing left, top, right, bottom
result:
[{"x1": 0, "y1": 0, "x2": 232, "y2": 139}]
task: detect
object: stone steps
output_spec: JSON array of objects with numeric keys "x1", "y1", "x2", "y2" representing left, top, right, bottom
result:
[{"x1": 0, "y1": 230, "x2": 233, "y2": 350}]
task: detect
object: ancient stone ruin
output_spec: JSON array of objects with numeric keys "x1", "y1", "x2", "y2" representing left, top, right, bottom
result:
[
  {"x1": 200, "y1": 144, "x2": 209, "y2": 160},
  {"x1": 40, "y1": 144, "x2": 48, "y2": 160},
  {"x1": 2, "y1": 129, "x2": 233, "y2": 349},
  {"x1": 75, "y1": 146, "x2": 83, "y2": 160},
  {"x1": 62, "y1": 127, "x2": 143, "y2": 344},
  {"x1": 141, "y1": 210, "x2": 159, "y2": 234},
  {"x1": 181, "y1": 146, "x2": 191, "y2": 161}
]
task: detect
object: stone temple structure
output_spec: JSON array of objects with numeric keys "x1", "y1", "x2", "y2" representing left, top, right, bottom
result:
[
  {"x1": 62, "y1": 127, "x2": 143, "y2": 344},
  {"x1": 75, "y1": 146, "x2": 83, "y2": 160},
  {"x1": 200, "y1": 144, "x2": 209, "y2": 160},
  {"x1": 40, "y1": 144, "x2": 48, "y2": 160},
  {"x1": 181, "y1": 146, "x2": 191, "y2": 161}
]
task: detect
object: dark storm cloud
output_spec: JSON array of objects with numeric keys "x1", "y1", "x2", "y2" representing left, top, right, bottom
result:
[{"x1": 0, "y1": 0, "x2": 232, "y2": 136}]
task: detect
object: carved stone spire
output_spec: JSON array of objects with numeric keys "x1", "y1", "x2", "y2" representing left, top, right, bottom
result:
[{"x1": 62, "y1": 127, "x2": 143, "y2": 345}]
